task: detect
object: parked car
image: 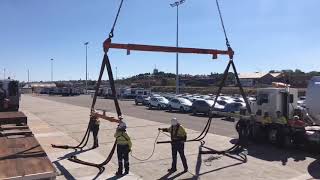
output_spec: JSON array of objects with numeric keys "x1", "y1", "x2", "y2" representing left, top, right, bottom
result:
[
  {"x1": 135, "y1": 95, "x2": 146, "y2": 105},
  {"x1": 149, "y1": 97, "x2": 169, "y2": 110},
  {"x1": 222, "y1": 102, "x2": 245, "y2": 113},
  {"x1": 168, "y1": 98, "x2": 193, "y2": 112},
  {"x1": 142, "y1": 96, "x2": 151, "y2": 105},
  {"x1": 191, "y1": 99, "x2": 224, "y2": 115}
]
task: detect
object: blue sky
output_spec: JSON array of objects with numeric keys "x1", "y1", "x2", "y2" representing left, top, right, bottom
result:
[{"x1": 0, "y1": 0, "x2": 319, "y2": 82}]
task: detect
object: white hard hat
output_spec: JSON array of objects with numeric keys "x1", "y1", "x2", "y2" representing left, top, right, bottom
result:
[
  {"x1": 171, "y1": 118, "x2": 178, "y2": 126},
  {"x1": 118, "y1": 122, "x2": 127, "y2": 130}
]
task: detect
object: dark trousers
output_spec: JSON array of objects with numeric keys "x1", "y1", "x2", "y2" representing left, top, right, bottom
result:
[
  {"x1": 171, "y1": 142, "x2": 188, "y2": 170},
  {"x1": 117, "y1": 144, "x2": 129, "y2": 173},
  {"x1": 91, "y1": 125, "x2": 99, "y2": 147}
]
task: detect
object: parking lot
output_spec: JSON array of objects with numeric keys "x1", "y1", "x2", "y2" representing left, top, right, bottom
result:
[
  {"x1": 24, "y1": 94, "x2": 320, "y2": 179},
  {"x1": 37, "y1": 95, "x2": 239, "y2": 138}
]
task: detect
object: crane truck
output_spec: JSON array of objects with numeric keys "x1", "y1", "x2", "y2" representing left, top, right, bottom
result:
[{"x1": 230, "y1": 77, "x2": 320, "y2": 150}]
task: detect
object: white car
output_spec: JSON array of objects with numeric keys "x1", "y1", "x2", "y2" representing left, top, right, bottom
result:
[
  {"x1": 168, "y1": 98, "x2": 193, "y2": 112},
  {"x1": 149, "y1": 97, "x2": 169, "y2": 110}
]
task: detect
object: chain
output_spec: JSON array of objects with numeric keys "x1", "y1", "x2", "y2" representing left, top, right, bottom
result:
[{"x1": 109, "y1": 0, "x2": 125, "y2": 38}]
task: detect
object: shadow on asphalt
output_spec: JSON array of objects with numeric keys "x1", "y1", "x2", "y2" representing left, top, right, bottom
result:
[
  {"x1": 52, "y1": 148, "x2": 96, "y2": 179},
  {"x1": 247, "y1": 143, "x2": 320, "y2": 179},
  {"x1": 158, "y1": 171, "x2": 187, "y2": 180}
]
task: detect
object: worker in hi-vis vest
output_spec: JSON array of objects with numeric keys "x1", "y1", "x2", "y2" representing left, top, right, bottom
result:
[
  {"x1": 262, "y1": 112, "x2": 272, "y2": 125},
  {"x1": 89, "y1": 113, "x2": 100, "y2": 149},
  {"x1": 159, "y1": 118, "x2": 188, "y2": 173},
  {"x1": 114, "y1": 121, "x2": 132, "y2": 176},
  {"x1": 276, "y1": 111, "x2": 288, "y2": 125}
]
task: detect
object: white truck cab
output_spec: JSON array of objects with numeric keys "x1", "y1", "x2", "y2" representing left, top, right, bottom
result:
[
  {"x1": 251, "y1": 88, "x2": 298, "y2": 121},
  {"x1": 306, "y1": 76, "x2": 320, "y2": 125}
]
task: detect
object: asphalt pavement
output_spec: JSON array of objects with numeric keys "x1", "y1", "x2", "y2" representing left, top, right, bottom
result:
[{"x1": 37, "y1": 95, "x2": 239, "y2": 138}]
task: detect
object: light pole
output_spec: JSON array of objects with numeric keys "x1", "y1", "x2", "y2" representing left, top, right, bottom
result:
[
  {"x1": 171, "y1": 0, "x2": 185, "y2": 95},
  {"x1": 50, "y1": 58, "x2": 54, "y2": 82},
  {"x1": 115, "y1": 66, "x2": 118, "y2": 81},
  {"x1": 84, "y1": 42, "x2": 89, "y2": 94},
  {"x1": 27, "y1": 69, "x2": 30, "y2": 83}
]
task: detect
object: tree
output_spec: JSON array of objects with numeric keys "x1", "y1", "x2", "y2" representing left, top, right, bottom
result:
[{"x1": 294, "y1": 69, "x2": 304, "y2": 74}]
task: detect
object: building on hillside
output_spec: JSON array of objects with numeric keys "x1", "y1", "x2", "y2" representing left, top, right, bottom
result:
[
  {"x1": 238, "y1": 72, "x2": 276, "y2": 87},
  {"x1": 275, "y1": 73, "x2": 313, "y2": 88}
]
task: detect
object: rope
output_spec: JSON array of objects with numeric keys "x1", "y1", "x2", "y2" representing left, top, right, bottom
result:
[
  {"x1": 215, "y1": 0, "x2": 230, "y2": 48},
  {"x1": 109, "y1": 0, "x2": 125, "y2": 38},
  {"x1": 130, "y1": 131, "x2": 161, "y2": 161}
]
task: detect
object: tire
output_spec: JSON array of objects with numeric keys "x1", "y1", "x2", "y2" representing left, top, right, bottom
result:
[
  {"x1": 157, "y1": 104, "x2": 161, "y2": 110},
  {"x1": 148, "y1": 104, "x2": 152, "y2": 110},
  {"x1": 180, "y1": 106, "x2": 185, "y2": 113},
  {"x1": 168, "y1": 106, "x2": 172, "y2": 112},
  {"x1": 192, "y1": 108, "x2": 197, "y2": 115},
  {"x1": 135, "y1": 101, "x2": 138, "y2": 105}
]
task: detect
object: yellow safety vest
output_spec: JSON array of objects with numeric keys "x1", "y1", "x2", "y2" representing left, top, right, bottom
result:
[
  {"x1": 114, "y1": 131, "x2": 132, "y2": 149},
  {"x1": 167, "y1": 125, "x2": 187, "y2": 141},
  {"x1": 262, "y1": 117, "x2": 272, "y2": 124},
  {"x1": 276, "y1": 116, "x2": 287, "y2": 125}
]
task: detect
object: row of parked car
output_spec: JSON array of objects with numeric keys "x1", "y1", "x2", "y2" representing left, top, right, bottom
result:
[{"x1": 135, "y1": 93, "x2": 256, "y2": 116}]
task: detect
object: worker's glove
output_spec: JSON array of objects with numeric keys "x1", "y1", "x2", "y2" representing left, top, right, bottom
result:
[
  {"x1": 158, "y1": 128, "x2": 163, "y2": 131},
  {"x1": 129, "y1": 149, "x2": 131, "y2": 152}
]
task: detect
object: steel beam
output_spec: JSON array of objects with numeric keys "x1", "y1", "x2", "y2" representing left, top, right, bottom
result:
[{"x1": 104, "y1": 42, "x2": 234, "y2": 59}]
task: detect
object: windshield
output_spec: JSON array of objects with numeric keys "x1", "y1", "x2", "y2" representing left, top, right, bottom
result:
[
  {"x1": 157, "y1": 97, "x2": 166, "y2": 102},
  {"x1": 179, "y1": 98, "x2": 190, "y2": 104}
]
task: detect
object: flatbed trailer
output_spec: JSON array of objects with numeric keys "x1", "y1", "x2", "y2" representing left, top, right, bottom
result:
[
  {"x1": 0, "y1": 112, "x2": 56, "y2": 180},
  {"x1": 0, "y1": 112, "x2": 27, "y2": 126}
]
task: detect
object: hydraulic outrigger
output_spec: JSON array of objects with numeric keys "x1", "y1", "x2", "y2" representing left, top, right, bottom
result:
[{"x1": 52, "y1": 0, "x2": 252, "y2": 171}]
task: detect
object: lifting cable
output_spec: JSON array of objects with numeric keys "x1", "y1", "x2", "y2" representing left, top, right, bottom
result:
[
  {"x1": 157, "y1": 0, "x2": 252, "y2": 155},
  {"x1": 51, "y1": 0, "x2": 125, "y2": 171},
  {"x1": 129, "y1": 131, "x2": 161, "y2": 161},
  {"x1": 52, "y1": 0, "x2": 251, "y2": 168}
]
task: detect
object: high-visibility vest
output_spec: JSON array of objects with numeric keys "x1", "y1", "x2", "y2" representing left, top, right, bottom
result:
[
  {"x1": 262, "y1": 117, "x2": 272, "y2": 124},
  {"x1": 114, "y1": 130, "x2": 132, "y2": 149},
  {"x1": 168, "y1": 125, "x2": 187, "y2": 141},
  {"x1": 276, "y1": 116, "x2": 287, "y2": 125}
]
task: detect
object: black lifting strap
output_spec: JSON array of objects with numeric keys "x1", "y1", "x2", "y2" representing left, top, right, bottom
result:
[
  {"x1": 53, "y1": 1, "x2": 125, "y2": 170},
  {"x1": 157, "y1": 59, "x2": 250, "y2": 154},
  {"x1": 51, "y1": 53, "x2": 108, "y2": 150},
  {"x1": 68, "y1": 54, "x2": 121, "y2": 169}
]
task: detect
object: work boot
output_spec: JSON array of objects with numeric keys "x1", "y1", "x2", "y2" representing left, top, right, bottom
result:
[
  {"x1": 115, "y1": 171, "x2": 122, "y2": 176},
  {"x1": 167, "y1": 168, "x2": 177, "y2": 173},
  {"x1": 116, "y1": 162, "x2": 123, "y2": 176},
  {"x1": 124, "y1": 162, "x2": 129, "y2": 174}
]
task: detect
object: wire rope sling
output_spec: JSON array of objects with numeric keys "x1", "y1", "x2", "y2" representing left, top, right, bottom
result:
[{"x1": 50, "y1": 0, "x2": 253, "y2": 170}]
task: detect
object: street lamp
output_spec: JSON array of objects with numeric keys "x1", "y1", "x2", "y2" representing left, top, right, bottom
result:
[
  {"x1": 50, "y1": 58, "x2": 54, "y2": 82},
  {"x1": 170, "y1": 0, "x2": 185, "y2": 95},
  {"x1": 84, "y1": 42, "x2": 89, "y2": 94}
]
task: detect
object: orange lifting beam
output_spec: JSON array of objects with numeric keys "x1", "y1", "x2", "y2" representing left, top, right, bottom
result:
[
  {"x1": 91, "y1": 111, "x2": 120, "y2": 123},
  {"x1": 104, "y1": 40, "x2": 234, "y2": 59}
]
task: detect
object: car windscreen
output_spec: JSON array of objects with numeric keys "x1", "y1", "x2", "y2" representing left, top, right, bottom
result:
[{"x1": 179, "y1": 98, "x2": 190, "y2": 103}]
